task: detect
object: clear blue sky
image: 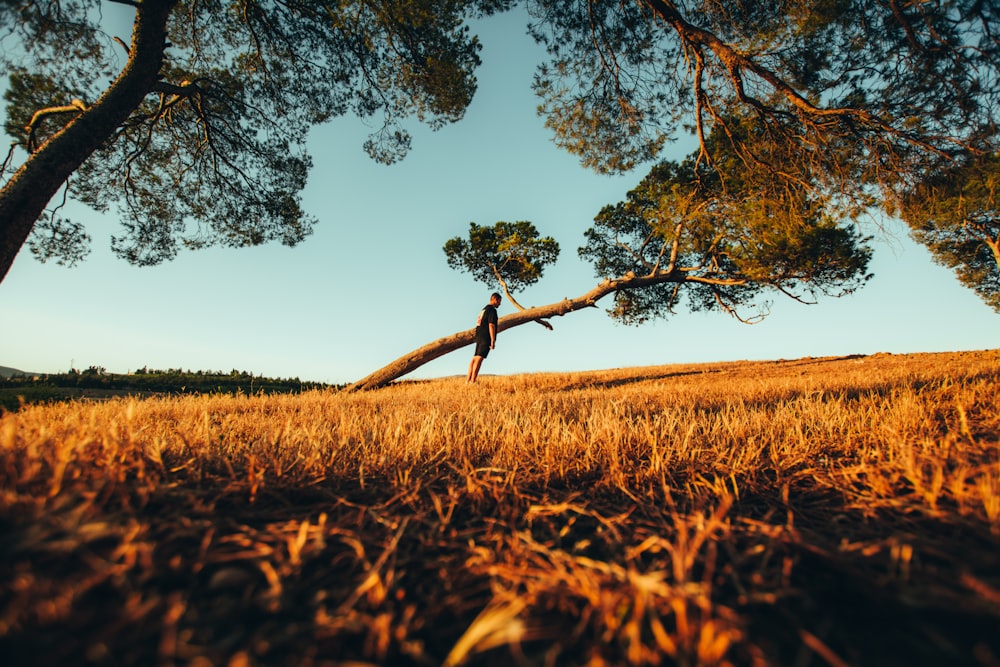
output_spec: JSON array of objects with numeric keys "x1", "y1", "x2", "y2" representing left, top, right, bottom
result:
[{"x1": 1, "y1": 9, "x2": 997, "y2": 384}]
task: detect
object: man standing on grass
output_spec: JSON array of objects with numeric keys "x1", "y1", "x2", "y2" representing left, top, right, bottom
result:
[{"x1": 467, "y1": 292, "x2": 501, "y2": 383}]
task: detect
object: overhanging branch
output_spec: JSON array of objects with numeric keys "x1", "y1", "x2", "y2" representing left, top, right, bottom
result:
[{"x1": 642, "y1": 0, "x2": 952, "y2": 161}]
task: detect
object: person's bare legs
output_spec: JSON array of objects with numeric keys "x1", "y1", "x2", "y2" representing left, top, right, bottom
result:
[{"x1": 467, "y1": 355, "x2": 485, "y2": 383}]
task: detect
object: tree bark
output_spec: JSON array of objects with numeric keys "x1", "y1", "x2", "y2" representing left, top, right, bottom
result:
[
  {"x1": 345, "y1": 270, "x2": 683, "y2": 391},
  {"x1": 0, "y1": 0, "x2": 178, "y2": 284}
]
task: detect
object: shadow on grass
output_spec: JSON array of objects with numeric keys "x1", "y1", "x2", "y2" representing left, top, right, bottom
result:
[{"x1": 2, "y1": 465, "x2": 998, "y2": 667}]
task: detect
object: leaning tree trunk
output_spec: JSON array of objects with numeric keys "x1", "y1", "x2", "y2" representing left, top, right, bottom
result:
[
  {"x1": 345, "y1": 271, "x2": 679, "y2": 391},
  {"x1": 0, "y1": 0, "x2": 178, "y2": 284}
]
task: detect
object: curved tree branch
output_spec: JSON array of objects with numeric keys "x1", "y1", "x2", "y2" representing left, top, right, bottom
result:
[
  {"x1": 25, "y1": 99, "x2": 89, "y2": 152},
  {"x1": 491, "y1": 263, "x2": 554, "y2": 330},
  {"x1": 346, "y1": 267, "x2": 724, "y2": 391}
]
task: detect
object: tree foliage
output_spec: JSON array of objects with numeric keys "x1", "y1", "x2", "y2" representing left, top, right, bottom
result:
[
  {"x1": 528, "y1": 0, "x2": 998, "y2": 179},
  {"x1": 526, "y1": 0, "x2": 999, "y2": 307},
  {"x1": 580, "y1": 124, "x2": 873, "y2": 324},
  {"x1": 895, "y1": 153, "x2": 1000, "y2": 312},
  {"x1": 444, "y1": 220, "x2": 560, "y2": 295},
  {"x1": 4, "y1": 0, "x2": 998, "y2": 311},
  {"x1": 0, "y1": 0, "x2": 513, "y2": 279}
]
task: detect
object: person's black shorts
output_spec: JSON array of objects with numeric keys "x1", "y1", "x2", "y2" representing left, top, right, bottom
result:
[{"x1": 474, "y1": 340, "x2": 491, "y2": 358}]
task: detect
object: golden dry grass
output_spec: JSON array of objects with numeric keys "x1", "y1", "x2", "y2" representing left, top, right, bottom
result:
[{"x1": 1, "y1": 350, "x2": 998, "y2": 666}]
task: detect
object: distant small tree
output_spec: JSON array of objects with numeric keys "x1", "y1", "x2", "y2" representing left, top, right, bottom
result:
[{"x1": 444, "y1": 220, "x2": 560, "y2": 325}]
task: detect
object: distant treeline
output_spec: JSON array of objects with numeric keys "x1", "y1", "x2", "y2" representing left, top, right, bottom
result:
[{"x1": 0, "y1": 366, "x2": 336, "y2": 412}]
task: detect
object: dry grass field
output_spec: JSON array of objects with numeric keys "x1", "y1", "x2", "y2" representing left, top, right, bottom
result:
[{"x1": 1, "y1": 350, "x2": 998, "y2": 667}]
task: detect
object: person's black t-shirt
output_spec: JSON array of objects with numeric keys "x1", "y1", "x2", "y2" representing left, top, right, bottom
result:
[{"x1": 476, "y1": 304, "x2": 498, "y2": 342}]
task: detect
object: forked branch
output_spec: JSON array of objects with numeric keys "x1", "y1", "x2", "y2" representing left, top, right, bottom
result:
[
  {"x1": 25, "y1": 100, "x2": 89, "y2": 152},
  {"x1": 491, "y1": 265, "x2": 554, "y2": 330}
]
